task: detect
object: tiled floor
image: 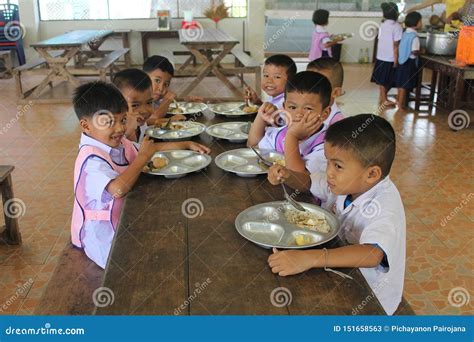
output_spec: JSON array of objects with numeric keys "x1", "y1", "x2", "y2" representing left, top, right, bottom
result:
[{"x1": 0, "y1": 64, "x2": 472, "y2": 315}]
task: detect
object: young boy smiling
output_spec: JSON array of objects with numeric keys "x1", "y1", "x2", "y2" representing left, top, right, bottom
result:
[{"x1": 267, "y1": 114, "x2": 406, "y2": 315}]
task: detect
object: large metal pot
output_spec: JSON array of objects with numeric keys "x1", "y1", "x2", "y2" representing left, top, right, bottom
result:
[{"x1": 426, "y1": 31, "x2": 458, "y2": 55}]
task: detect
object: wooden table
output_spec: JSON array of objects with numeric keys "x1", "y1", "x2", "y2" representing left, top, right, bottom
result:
[
  {"x1": 94, "y1": 113, "x2": 408, "y2": 316},
  {"x1": 416, "y1": 54, "x2": 474, "y2": 110},
  {"x1": 177, "y1": 29, "x2": 243, "y2": 100},
  {"x1": 29, "y1": 30, "x2": 114, "y2": 98},
  {"x1": 137, "y1": 29, "x2": 180, "y2": 61}
]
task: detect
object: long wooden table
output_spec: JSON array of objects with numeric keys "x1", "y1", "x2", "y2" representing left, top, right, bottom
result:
[{"x1": 94, "y1": 112, "x2": 412, "y2": 316}]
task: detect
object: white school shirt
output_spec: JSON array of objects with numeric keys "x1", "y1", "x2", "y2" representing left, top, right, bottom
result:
[
  {"x1": 316, "y1": 25, "x2": 331, "y2": 52},
  {"x1": 405, "y1": 28, "x2": 420, "y2": 59},
  {"x1": 268, "y1": 93, "x2": 285, "y2": 109},
  {"x1": 310, "y1": 175, "x2": 406, "y2": 315},
  {"x1": 258, "y1": 104, "x2": 343, "y2": 174},
  {"x1": 376, "y1": 20, "x2": 403, "y2": 62},
  {"x1": 79, "y1": 133, "x2": 128, "y2": 269}
]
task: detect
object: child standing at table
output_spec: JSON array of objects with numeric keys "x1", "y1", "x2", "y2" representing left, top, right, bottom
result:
[
  {"x1": 394, "y1": 12, "x2": 422, "y2": 110},
  {"x1": 71, "y1": 82, "x2": 210, "y2": 268},
  {"x1": 371, "y1": 2, "x2": 403, "y2": 107},
  {"x1": 308, "y1": 9, "x2": 344, "y2": 61},
  {"x1": 306, "y1": 57, "x2": 345, "y2": 126},
  {"x1": 267, "y1": 114, "x2": 406, "y2": 315},
  {"x1": 245, "y1": 54, "x2": 297, "y2": 110},
  {"x1": 247, "y1": 71, "x2": 335, "y2": 175}
]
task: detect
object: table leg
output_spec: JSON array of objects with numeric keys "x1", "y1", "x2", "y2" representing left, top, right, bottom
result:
[
  {"x1": 141, "y1": 32, "x2": 149, "y2": 62},
  {"x1": 429, "y1": 70, "x2": 437, "y2": 112},
  {"x1": 452, "y1": 71, "x2": 465, "y2": 110},
  {"x1": 415, "y1": 67, "x2": 423, "y2": 111},
  {"x1": 1, "y1": 174, "x2": 21, "y2": 245},
  {"x1": 122, "y1": 32, "x2": 131, "y2": 67}
]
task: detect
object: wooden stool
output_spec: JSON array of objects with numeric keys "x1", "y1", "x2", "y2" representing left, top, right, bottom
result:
[
  {"x1": 0, "y1": 165, "x2": 21, "y2": 245},
  {"x1": 0, "y1": 50, "x2": 13, "y2": 79}
]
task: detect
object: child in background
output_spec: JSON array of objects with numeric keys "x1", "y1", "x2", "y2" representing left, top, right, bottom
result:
[
  {"x1": 267, "y1": 114, "x2": 406, "y2": 315},
  {"x1": 247, "y1": 71, "x2": 333, "y2": 175},
  {"x1": 112, "y1": 68, "x2": 154, "y2": 144},
  {"x1": 371, "y1": 2, "x2": 403, "y2": 107},
  {"x1": 306, "y1": 57, "x2": 345, "y2": 125},
  {"x1": 309, "y1": 9, "x2": 344, "y2": 61},
  {"x1": 394, "y1": 12, "x2": 422, "y2": 110},
  {"x1": 143, "y1": 55, "x2": 187, "y2": 123},
  {"x1": 245, "y1": 54, "x2": 297, "y2": 110}
]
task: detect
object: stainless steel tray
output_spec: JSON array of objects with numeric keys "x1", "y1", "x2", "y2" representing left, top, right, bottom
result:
[
  {"x1": 146, "y1": 121, "x2": 206, "y2": 140},
  {"x1": 167, "y1": 102, "x2": 208, "y2": 115},
  {"x1": 143, "y1": 150, "x2": 212, "y2": 179},
  {"x1": 206, "y1": 122, "x2": 249, "y2": 143},
  {"x1": 208, "y1": 102, "x2": 258, "y2": 117},
  {"x1": 235, "y1": 201, "x2": 340, "y2": 249},
  {"x1": 214, "y1": 148, "x2": 284, "y2": 178}
]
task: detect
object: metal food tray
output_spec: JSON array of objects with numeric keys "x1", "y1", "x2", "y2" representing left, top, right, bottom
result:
[
  {"x1": 206, "y1": 122, "x2": 249, "y2": 143},
  {"x1": 214, "y1": 148, "x2": 284, "y2": 178},
  {"x1": 143, "y1": 150, "x2": 212, "y2": 179},
  {"x1": 235, "y1": 201, "x2": 340, "y2": 249},
  {"x1": 208, "y1": 102, "x2": 258, "y2": 117},
  {"x1": 167, "y1": 102, "x2": 207, "y2": 115},
  {"x1": 146, "y1": 121, "x2": 206, "y2": 140}
]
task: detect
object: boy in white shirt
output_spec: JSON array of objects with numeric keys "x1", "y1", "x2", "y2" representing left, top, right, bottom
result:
[{"x1": 267, "y1": 114, "x2": 406, "y2": 315}]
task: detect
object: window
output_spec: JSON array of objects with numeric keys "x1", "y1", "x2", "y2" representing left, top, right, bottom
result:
[
  {"x1": 265, "y1": 0, "x2": 429, "y2": 12},
  {"x1": 38, "y1": 0, "x2": 247, "y2": 20}
]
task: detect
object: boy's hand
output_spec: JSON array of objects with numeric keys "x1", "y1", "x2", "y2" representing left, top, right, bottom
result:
[
  {"x1": 257, "y1": 102, "x2": 278, "y2": 125},
  {"x1": 268, "y1": 248, "x2": 315, "y2": 276},
  {"x1": 244, "y1": 86, "x2": 260, "y2": 104},
  {"x1": 162, "y1": 91, "x2": 177, "y2": 104},
  {"x1": 267, "y1": 164, "x2": 290, "y2": 185},
  {"x1": 185, "y1": 141, "x2": 211, "y2": 154},
  {"x1": 138, "y1": 136, "x2": 159, "y2": 160},
  {"x1": 287, "y1": 111, "x2": 324, "y2": 140},
  {"x1": 170, "y1": 114, "x2": 186, "y2": 121}
]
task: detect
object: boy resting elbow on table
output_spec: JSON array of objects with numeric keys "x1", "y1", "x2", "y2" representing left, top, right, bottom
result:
[
  {"x1": 266, "y1": 114, "x2": 406, "y2": 315},
  {"x1": 70, "y1": 81, "x2": 209, "y2": 269}
]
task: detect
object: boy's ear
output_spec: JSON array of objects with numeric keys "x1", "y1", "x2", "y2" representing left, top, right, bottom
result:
[
  {"x1": 366, "y1": 165, "x2": 383, "y2": 185},
  {"x1": 332, "y1": 87, "x2": 343, "y2": 98},
  {"x1": 321, "y1": 105, "x2": 331, "y2": 120},
  {"x1": 79, "y1": 118, "x2": 90, "y2": 132}
]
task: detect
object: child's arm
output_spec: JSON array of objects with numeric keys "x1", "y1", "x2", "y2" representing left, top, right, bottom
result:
[
  {"x1": 247, "y1": 103, "x2": 278, "y2": 147},
  {"x1": 285, "y1": 111, "x2": 325, "y2": 173},
  {"x1": 106, "y1": 137, "x2": 161, "y2": 198},
  {"x1": 323, "y1": 37, "x2": 344, "y2": 49},
  {"x1": 267, "y1": 164, "x2": 312, "y2": 193},
  {"x1": 393, "y1": 41, "x2": 400, "y2": 68},
  {"x1": 268, "y1": 244, "x2": 384, "y2": 276},
  {"x1": 245, "y1": 86, "x2": 263, "y2": 106}
]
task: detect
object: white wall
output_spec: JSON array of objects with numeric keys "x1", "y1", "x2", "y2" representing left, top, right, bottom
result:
[{"x1": 18, "y1": 0, "x2": 266, "y2": 64}]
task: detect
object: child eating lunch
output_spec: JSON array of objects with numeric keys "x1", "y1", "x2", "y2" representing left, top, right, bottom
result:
[
  {"x1": 308, "y1": 9, "x2": 344, "y2": 61},
  {"x1": 71, "y1": 81, "x2": 210, "y2": 269},
  {"x1": 247, "y1": 71, "x2": 341, "y2": 175},
  {"x1": 267, "y1": 114, "x2": 406, "y2": 315}
]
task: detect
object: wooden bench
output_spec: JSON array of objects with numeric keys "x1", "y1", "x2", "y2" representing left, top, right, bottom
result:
[
  {"x1": 229, "y1": 47, "x2": 261, "y2": 96},
  {"x1": 0, "y1": 51, "x2": 13, "y2": 79},
  {"x1": 13, "y1": 50, "x2": 64, "y2": 99},
  {"x1": 95, "y1": 48, "x2": 130, "y2": 81},
  {"x1": 0, "y1": 166, "x2": 21, "y2": 245},
  {"x1": 35, "y1": 244, "x2": 103, "y2": 315}
]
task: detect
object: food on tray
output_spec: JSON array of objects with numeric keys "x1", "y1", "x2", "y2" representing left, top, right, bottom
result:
[
  {"x1": 295, "y1": 234, "x2": 313, "y2": 246},
  {"x1": 160, "y1": 122, "x2": 184, "y2": 130},
  {"x1": 151, "y1": 157, "x2": 168, "y2": 170},
  {"x1": 285, "y1": 209, "x2": 330, "y2": 233},
  {"x1": 257, "y1": 156, "x2": 285, "y2": 169},
  {"x1": 170, "y1": 106, "x2": 185, "y2": 114},
  {"x1": 242, "y1": 105, "x2": 258, "y2": 113}
]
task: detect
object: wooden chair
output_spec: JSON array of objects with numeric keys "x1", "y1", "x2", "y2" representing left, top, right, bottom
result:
[{"x1": 0, "y1": 165, "x2": 21, "y2": 245}]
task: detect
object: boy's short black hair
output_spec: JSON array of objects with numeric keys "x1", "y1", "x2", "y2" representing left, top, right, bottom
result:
[
  {"x1": 112, "y1": 68, "x2": 152, "y2": 92},
  {"x1": 143, "y1": 55, "x2": 174, "y2": 76},
  {"x1": 381, "y1": 2, "x2": 399, "y2": 21},
  {"x1": 285, "y1": 71, "x2": 332, "y2": 109},
  {"x1": 306, "y1": 57, "x2": 344, "y2": 88},
  {"x1": 312, "y1": 9, "x2": 330, "y2": 26},
  {"x1": 73, "y1": 81, "x2": 128, "y2": 120},
  {"x1": 326, "y1": 114, "x2": 396, "y2": 177},
  {"x1": 405, "y1": 11, "x2": 422, "y2": 28},
  {"x1": 264, "y1": 54, "x2": 297, "y2": 79}
]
